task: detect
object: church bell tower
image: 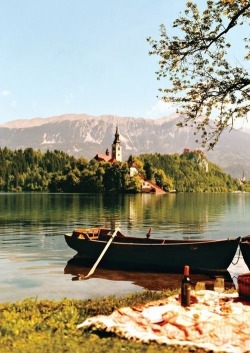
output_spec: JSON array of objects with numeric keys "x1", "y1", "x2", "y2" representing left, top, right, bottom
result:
[{"x1": 112, "y1": 126, "x2": 122, "y2": 162}]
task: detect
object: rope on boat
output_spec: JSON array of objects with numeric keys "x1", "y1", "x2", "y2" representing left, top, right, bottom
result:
[{"x1": 231, "y1": 246, "x2": 241, "y2": 266}]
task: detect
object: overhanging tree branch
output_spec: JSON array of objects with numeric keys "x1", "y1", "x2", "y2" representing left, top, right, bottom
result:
[{"x1": 147, "y1": 0, "x2": 250, "y2": 149}]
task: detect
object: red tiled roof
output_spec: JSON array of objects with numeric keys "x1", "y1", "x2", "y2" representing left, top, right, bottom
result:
[
  {"x1": 94, "y1": 154, "x2": 117, "y2": 163},
  {"x1": 140, "y1": 177, "x2": 166, "y2": 194}
]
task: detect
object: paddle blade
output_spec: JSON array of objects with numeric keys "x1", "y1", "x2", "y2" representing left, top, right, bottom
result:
[{"x1": 84, "y1": 227, "x2": 120, "y2": 279}]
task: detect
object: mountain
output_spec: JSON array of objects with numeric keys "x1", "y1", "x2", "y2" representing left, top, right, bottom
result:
[{"x1": 0, "y1": 113, "x2": 249, "y2": 179}]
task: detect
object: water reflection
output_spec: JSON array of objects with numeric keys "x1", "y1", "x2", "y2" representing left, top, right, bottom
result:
[
  {"x1": 64, "y1": 258, "x2": 235, "y2": 290},
  {"x1": 1, "y1": 192, "x2": 248, "y2": 238},
  {"x1": 0, "y1": 192, "x2": 250, "y2": 302}
]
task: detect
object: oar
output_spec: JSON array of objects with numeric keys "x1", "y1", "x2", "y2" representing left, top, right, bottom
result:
[{"x1": 84, "y1": 227, "x2": 120, "y2": 279}]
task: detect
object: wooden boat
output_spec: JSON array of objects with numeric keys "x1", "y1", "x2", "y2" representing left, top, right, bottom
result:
[
  {"x1": 240, "y1": 236, "x2": 250, "y2": 270},
  {"x1": 64, "y1": 228, "x2": 241, "y2": 274}
]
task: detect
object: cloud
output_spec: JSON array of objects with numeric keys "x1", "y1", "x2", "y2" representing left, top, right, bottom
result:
[
  {"x1": 145, "y1": 100, "x2": 177, "y2": 119},
  {"x1": 0, "y1": 90, "x2": 11, "y2": 97}
]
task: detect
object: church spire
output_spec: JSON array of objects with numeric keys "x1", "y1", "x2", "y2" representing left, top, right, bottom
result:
[
  {"x1": 113, "y1": 126, "x2": 120, "y2": 144},
  {"x1": 112, "y1": 126, "x2": 122, "y2": 161}
]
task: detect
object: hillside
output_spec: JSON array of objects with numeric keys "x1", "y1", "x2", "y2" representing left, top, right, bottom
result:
[
  {"x1": 0, "y1": 113, "x2": 249, "y2": 178},
  {"x1": 0, "y1": 147, "x2": 240, "y2": 193}
]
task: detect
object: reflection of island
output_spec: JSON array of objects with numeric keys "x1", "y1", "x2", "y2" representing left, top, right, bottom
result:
[
  {"x1": 122, "y1": 193, "x2": 235, "y2": 238},
  {"x1": 64, "y1": 257, "x2": 235, "y2": 291}
]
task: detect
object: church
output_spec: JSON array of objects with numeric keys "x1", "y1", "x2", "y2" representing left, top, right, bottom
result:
[
  {"x1": 93, "y1": 126, "x2": 165, "y2": 194},
  {"x1": 94, "y1": 126, "x2": 122, "y2": 163}
]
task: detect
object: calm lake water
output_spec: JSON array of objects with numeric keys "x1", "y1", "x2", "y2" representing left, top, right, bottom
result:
[{"x1": 0, "y1": 192, "x2": 249, "y2": 303}]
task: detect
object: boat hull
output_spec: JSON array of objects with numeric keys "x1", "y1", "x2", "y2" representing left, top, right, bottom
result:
[
  {"x1": 64, "y1": 229, "x2": 240, "y2": 274},
  {"x1": 240, "y1": 236, "x2": 250, "y2": 270}
]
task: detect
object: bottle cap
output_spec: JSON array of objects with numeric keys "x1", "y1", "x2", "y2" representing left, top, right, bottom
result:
[{"x1": 184, "y1": 265, "x2": 189, "y2": 276}]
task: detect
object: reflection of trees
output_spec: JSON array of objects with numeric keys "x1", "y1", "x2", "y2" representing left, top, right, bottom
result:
[
  {"x1": 121, "y1": 193, "x2": 234, "y2": 238},
  {"x1": 0, "y1": 193, "x2": 243, "y2": 239}
]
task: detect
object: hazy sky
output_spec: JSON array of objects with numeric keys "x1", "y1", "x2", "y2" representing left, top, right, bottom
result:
[{"x1": 0, "y1": 1, "x2": 246, "y2": 124}]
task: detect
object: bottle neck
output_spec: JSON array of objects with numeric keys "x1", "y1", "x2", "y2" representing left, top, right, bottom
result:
[{"x1": 183, "y1": 265, "x2": 189, "y2": 276}]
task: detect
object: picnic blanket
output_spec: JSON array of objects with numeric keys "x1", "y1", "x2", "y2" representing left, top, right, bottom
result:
[{"x1": 77, "y1": 291, "x2": 250, "y2": 353}]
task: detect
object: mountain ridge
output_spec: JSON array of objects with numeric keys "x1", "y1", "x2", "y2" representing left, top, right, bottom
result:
[{"x1": 0, "y1": 113, "x2": 249, "y2": 179}]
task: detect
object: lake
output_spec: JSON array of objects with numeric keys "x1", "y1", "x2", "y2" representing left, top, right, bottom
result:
[{"x1": 0, "y1": 192, "x2": 249, "y2": 303}]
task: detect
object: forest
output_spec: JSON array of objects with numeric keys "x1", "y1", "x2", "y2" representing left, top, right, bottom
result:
[{"x1": 0, "y1": 147, "x2": 246, "y2": 193}]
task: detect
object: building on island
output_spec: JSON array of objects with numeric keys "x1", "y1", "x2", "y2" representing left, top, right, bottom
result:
[
  {"x1": 94, "y1": 126, "x2": 122, "y2": 163},
  {"x1": 182, "y1": 148, "x2": 209, "y2": 173},
  {"x1": 140, "y1": 177, "x2": 166, "y2": 194},
  {"x1": 112, "y1": 126, "x2": 122, "y2": 162},
  {"x1": 94, "y1": 126, "x2": 165, "y2": 194}
]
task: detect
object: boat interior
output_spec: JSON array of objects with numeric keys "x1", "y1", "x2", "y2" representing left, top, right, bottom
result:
[{"x1": 70, "y1": 228, "x2": 239, "y2": 245}]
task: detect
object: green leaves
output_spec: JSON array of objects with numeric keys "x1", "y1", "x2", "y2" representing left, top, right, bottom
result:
[
  {"x1": 148, "y1": 0, "x2": 250, "y2": 149},
  {"x1": 138, "y1": 152, "x2": 238, "y2": 192}
]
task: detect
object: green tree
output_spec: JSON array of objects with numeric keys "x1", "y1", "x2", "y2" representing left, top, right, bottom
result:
[
  {"x1": 143, "y1": 161, "x2": 155, "y2": 181},
  {"x1": 154, "y1": 168, "x2": 174, "y2": 192},
  {"x1": 147, "y1": 0, "x2": 250, "y2": 148},
  {"x1": 63, "y1": 171, "x2": 80, "y2": 192},
  {"x1": 138, "y1": 152, "x2": 238, "y2": 192},
  {"x1": 125, "y1": 173, "x2": 142, "y2": 193},
  {"x1": 103, "y1": 163, "x2": 124, "y2": 192},
  {"x1": 48, "y1": 173, "x2": 65, "y2": 192},
  {"x1": 78, "y1": 160, "x2": 105, "y2": 193}
]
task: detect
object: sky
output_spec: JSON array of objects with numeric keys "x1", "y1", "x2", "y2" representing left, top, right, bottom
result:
[{"x1": 0, "y1": 0, "x2": 247, "y2": 125}]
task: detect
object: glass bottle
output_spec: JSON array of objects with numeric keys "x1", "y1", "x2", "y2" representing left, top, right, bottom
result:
[{"x1": 181, "y1": 265, "x2": 191, "y2": 307}]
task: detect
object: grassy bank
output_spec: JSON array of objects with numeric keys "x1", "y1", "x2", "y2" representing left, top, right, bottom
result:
[{"x1": 0, "y1": 290, "x2": 222, "y2": 353}]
